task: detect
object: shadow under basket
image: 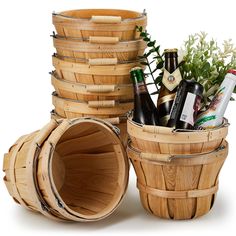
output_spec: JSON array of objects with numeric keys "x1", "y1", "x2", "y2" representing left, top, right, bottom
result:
[{"x1": 3, "y1": 118, "x2": 129, "y2": 222}]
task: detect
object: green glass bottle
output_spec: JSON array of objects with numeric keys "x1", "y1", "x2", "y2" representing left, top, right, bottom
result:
[{"x1": 130, "y1": 67, "x2": 159, "y2": 125}]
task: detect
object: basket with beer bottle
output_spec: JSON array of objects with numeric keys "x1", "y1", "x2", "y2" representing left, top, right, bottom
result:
[{"x1": 127, "y1": 31, "x2": 236, "y2": 220}]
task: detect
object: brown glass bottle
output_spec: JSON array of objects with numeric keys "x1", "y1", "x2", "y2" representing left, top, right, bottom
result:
[
  {"x1": 157, "y1": 49, "x2": 182, "y2": 126},
  {"x1": 131, "y1": 67, "x2": 159, "y2": 125}
]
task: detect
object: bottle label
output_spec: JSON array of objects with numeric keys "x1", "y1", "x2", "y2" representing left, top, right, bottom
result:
[
  {"x1": 195, "y1": 115, "x2": 217, "y2": 126},
  {"x1": 180, "y1": 92, "x2": 200, "y2": 126},
  {"x1": 135, "y1": 82, "x2": 148, "y2": 94},
  {"x1": 157, "y1": 93, "x2": 175, "y2": 105},
  {"x1": 208, "y1": 86, "x2": 225, "y2": 110},
  {"x1": 162, "y1": 68, "x2": 182, "y2": 91},
  {"x1": 195, "y1": 86, "x2": 225, "y2": 128}
]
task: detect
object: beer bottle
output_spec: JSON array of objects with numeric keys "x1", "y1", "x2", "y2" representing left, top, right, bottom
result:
[
  {"x1": 167, "y1": 80, "x2": 203, "y2": 130},
  {"x1": 157, "y1": 49, "x2": 182, "y2": 126},
  {"x1": 130, "y1": 67, "x2": 159, "y2": 125},
  {"x1": 195, "y1": 69, "x2": 236, "y2": 129}
]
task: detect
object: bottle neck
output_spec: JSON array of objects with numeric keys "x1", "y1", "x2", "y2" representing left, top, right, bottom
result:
[
  {"x1": 165, "y1": 54, "x2": 178, "y2": 73},
  {"x1": 131, "y1": 69, "x2": 148, "y2": 94},
  {"x1": 131, "y1": 69, "x2": 145, "y2": 84}
]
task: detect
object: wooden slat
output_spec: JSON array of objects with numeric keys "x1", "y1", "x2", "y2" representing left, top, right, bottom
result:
[
  {"x1": 194, "y1": 158, "x2": 226, "y2": 218},
  {"x1": 141, "y1": 162, "x2": 170, "y2": 218}
]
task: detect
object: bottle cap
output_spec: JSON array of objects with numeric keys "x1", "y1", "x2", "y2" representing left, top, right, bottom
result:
[
  {"x1": 130, "y1": 67, "x2": 143, "y2": 73},
  {"x1": 228, "y1": 69, "x2": 236, "y2": 76},
  {"x1": 164, "y1": 48, "x2": 178, "y2": 53}
]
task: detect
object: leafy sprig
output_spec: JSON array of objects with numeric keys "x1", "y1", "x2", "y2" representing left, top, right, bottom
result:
[
  {"x1": 136, "y1": 26, "x2": 164, "y2": 95},
  {"x1": 180, "y1": 32, "x2": 236, "y2": 105}
]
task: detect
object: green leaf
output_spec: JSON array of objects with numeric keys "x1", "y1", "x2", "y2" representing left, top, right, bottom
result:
[
  {"x1": 156, "y1": 61, "x2": 164, "y2": 69},
  {"x1": 146, "y1": 50, "x2": 154, "y2": 57},
  {"x1": 136, "y1": 26, "x2": 142, "y2": 32},
  {"x1": 143, "y1": 53, "x2": 148, "y2": 57},
  {"x1": 202, "y1": 62, "x2": 211, "y2": 72},
  {"x1": 155, "y1": 76, "x2": 163, "y2": 84},
  {"x1": 155, "y1": 46, "x2": 160, "y2": 52},
  {"x1": 140, "y1": 32, "x2": 147, "y2": 37},
  {"x1": 151, "y1": 91, "x2": 160, "y2": 95},
  {"x1": 153, "y1": 56, "x2": 162, "y2": 59},
  {"x1": 138, "y1": 55, "x2": 147, "y2": 59},
  {"x1": 147, "y1": 41, "x2": 155, "y2": 47},
  {"x1": 140, "y1": 61, "x2": 149, "y2": 66},
  {"x1": 143, "y1": 37, "x2": 150, "y2": 42}
]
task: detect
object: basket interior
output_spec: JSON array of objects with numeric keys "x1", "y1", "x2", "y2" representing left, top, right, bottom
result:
[
  {"x1": 51, "y1": 121, "x2": 126, "y2": 218},
  {"x1": 58, "y1": 9, "x2": 142, "y2": 19}
]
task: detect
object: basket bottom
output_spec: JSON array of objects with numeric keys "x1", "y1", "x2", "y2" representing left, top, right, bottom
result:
[{"x1": 138, "y1": 189, "x2": 217, "y2": 220}]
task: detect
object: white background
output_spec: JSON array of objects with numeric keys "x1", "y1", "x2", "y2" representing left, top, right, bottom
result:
[{"x1": 0, "y1": 0, "x2": 236, "y2": 235}]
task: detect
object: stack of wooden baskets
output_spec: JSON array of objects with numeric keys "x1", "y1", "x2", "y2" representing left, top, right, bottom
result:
[
  {"x1": 50, "y1": 9, "x2": 147, "y2": 145},
  {"x1": 127, "y1": 114, "x2": 229, "y2": 220}
]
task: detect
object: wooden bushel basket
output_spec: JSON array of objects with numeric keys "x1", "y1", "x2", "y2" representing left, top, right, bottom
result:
[
  {"x1": 53, "y1": 35, "x2": 146, "y2": 63},
  {"x1": 52, "y1": 9, "x2": 147, "y2": 40},
  {"x1": 3, "y1": 118, "x2": 129, "y2": 222},
  {"x1": 52, "y1": 56, "x2": 141, "y2": 85},
  {"x1": 52, "y1": 92, "x2": 133, "y2": 119},
  {"x1": 127, "y1": 117, "x2": 229, "y2": 220},
  {"x1": 51, "y1": 71, "x2": 133, "y2": 102}
]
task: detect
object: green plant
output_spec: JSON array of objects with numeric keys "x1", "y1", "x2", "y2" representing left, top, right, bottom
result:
[
  {"x1": 136, "y1": 26, "x2": 164, "y2": 95},
  {"x1": 180, "y1": 32, "x2": 236, "y2": 106}
]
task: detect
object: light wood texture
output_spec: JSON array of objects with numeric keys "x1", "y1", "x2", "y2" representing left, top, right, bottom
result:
[
  {"x1": 52, "y1": 93, "x2": 133, "y2": 118},
  {"x1": 52, "y1": 56, "x2": 142, "y2": 84},
  {"x1": 3, "y1": 118, "x2": 129, "y2": 222},
  {"x1": 50, "y1": 111, "x2": 128, "y2": 147},
  {"x1": 53, "y1": 36, "x2": 146, "y2": 63},
  {"x1": 51, "y1": 72, "x2": 133, "y2": 102},
  {"x1": 127, "y1": 141, "x2": 228, "y2": 220},
  {"x1": 88, "y1": 58, "x2": 118, "y2": 65},
  {"x1": 89, "y1": 36, "x2": 119, "y2": 44},
  {"x1": 127, "y1": 117, "x2": 228, "y2": 154},
  {"x1": 52, "y1": 9, "x2": 147, "y2": 40},
  {"x1": 91, "y1": 15, "x2": 122, "y2": 24}
]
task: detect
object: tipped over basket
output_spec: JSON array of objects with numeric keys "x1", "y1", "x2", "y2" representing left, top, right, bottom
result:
[
  {"x1": 52, "y1": 9, "x2": 147, "y2": 40},
  {"x1": 127, "y1": 116, "x2": 229, "y2": 220},
  {"x1": 3, "y1": 118, "x2": 129, "y2": 222}
]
